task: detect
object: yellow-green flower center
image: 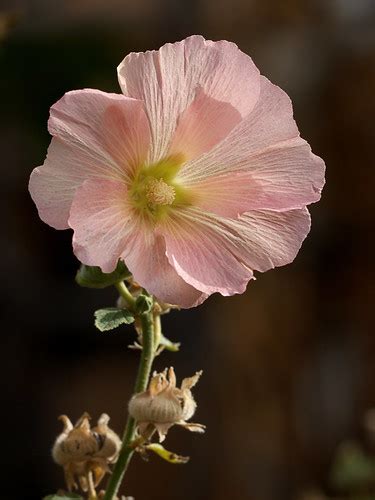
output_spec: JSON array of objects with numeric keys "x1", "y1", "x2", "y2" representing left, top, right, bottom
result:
[{"x1": 130, "y1": 154, "x2": 192, "y2": 221}]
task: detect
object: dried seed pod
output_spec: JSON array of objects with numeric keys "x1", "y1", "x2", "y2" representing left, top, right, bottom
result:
[
  {"x1": 92, "y1": 413, "x2": 122, "y2": 462},
  {"x1": 53, "y1": 413, "x2": 98, "y2": 466},
  {"x1": 128, "y1": 367, "x2": 205, "y2": 442},
  {"x1": 52, "y1": 412, "x2": 121, "y2": 493}
]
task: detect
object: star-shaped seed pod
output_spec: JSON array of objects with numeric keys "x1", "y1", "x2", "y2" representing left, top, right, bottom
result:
[
  {"x1": 52, "y1": 412, "x2": 121, "y2": 492},
  {"x1": 128, "y1": 367, "x2": 205, "y2": 442}
]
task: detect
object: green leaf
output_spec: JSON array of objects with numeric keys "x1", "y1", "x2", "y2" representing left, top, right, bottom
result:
[
  {"x1": 43, "y1": 494, "x2": 82, "y2": 500},
  {"x1": 135, "y1": 294, "x2": 153, "y2": 314},
  {"x1": 145, "y1": 443, "x2": 189, "y2": 464},
  {"x1": 75, "y1": 261, "x2": 131, "y2": 289},
  {"x1": 94, "y1": 307, "x2": 134, "y2": 332}
]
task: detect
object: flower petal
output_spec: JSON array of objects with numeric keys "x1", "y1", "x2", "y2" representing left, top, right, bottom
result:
[
  {"x1": 178, "y1": 77, "x2": 325, "y2": 213},
  {"x1": 29, "y1": 139, "x2": 91, "y2": 229},
  {"x1": 49, "y1": 89, "x2": 150, "y2": 181},
  {"x1": 168, "y1": 89, "x2": 242, "y2": 162},
  {"x1": 162, "y1": 209, "x2": 254, "y2": 296},
  {"x1": 186, "y1": 171, "x2": 261, "y2": 218},
  {"x1": 29, "y1": 91, "x2": 150, "y2": 229},
  {"x1": 225, "y1": 207, "x2": 311, "y2": 272},
  {"x1": 123, "y1": 228, "x2": 206, "y2": 308},
  {"x1": 69, "y1": 178, "x2": 133, "y2": 273},
  {"x1": 189, "y1": 139, "x2": 324, "y2": 215},
  {"x1": 162, "y1": 207, "x2": 311, "y2": 295},
  {"x1": 118, "y1": 35, "x2": 260, "y2": 162}
]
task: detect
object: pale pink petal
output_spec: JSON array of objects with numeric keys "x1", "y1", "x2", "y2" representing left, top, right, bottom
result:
[
  {"x1": 49, "y1": 89, "x2": 150, "y2": 181},
  {"x1": 179, "y1": 76, "x2": 299, "y2": 182},
  {"x1": 118, "y1": 35, "x2": 260, "y2": 162},
  {"x1": 69, "y1": 179, "x2": 133, "y2": 273},
  {"x1": 29, "y1": 139, "x2": 91, "y2": 229},
  {"x1": 224, "y1": 207, "x2": 311, "y2": 272},
  {"x1": 183, "y1": 139, "x2": 324, "y2": 215},
  {"x1": 168, "y1": 89, "x2": 242, "y2": 162},
  {"x1": 177, "y1": 77, "x2": 325, "y2": 213},
  {"x1": 29, "y1": 91, "x2": 150, "y2": 229},
  {"x1": 187, "y1": 171, "x2": 261, "y2": 218},
  {"x1": 162, "y1": 207, "x2": 311, "y2": 295},
  {"x1": 122, "y1": 229, "x2": 206, "y2": 308},
  {"x1": 161, "y1": 210, "x2": 254, "y2": 296}
]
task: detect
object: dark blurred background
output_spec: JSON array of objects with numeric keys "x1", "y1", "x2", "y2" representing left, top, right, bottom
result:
[{"x1": 1, "y1": 0, "x2": 375, "y2": 499}]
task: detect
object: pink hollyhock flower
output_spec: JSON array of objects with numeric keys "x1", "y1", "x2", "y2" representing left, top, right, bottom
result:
[{"x1": 29, "y1": 35, "x2": 325, "y2": 308}]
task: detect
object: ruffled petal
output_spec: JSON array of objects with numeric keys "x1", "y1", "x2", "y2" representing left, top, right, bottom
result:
[
  {"x1": 168, "y1": 89, "x2": 242, "y2": 162},
  {"x1": 118, "y1": 35, "x2": 260, "y2": 162},
  {"x1": 162, "y1": 207, "x2": 311, "y2": 295},
  {"x1": 178, "y1": 77, "x2": 325, "y2": 213},
  {"x1": 186, "y1": 171, "x2": 260, "y2": 218},
  {"x1": 29, "y1": 138, "x2": 94, "y2": 229},
  {"x1": 121, "y1": 228, "x2": 206, "y2": 308},
  {"x1": 69, "y1": 178, "x2": 133, "y2": 273},
  {"x1": 224, "y1": 207, "x2": 311, "y2": 272},
  {"x1": 29, "y1": 90, "x2": 150, "y2": 229},
  {"x1": 49, "y1": 89, "x2": 150, "y2": 181},
  {"x1": 189, "y1": 138, "x2": 324, "y2": 214},
  {"x1": 162, "y1": 209, "x2": 254, "y2": 296}
]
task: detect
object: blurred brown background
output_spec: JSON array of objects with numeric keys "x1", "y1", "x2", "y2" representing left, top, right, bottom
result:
[{"x1": 1, "y1": 0, "x2": 375, "y2": 499}]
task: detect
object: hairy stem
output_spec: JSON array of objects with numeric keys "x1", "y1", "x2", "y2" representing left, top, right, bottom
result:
[{"x1": 103, "y1": 311, "x2": 155, "y2": 500}]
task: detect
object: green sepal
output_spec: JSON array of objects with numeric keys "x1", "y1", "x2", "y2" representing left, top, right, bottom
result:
[
  {"x1": 75, "y1": 261, "x2": 131, "y2": 289},
  {"x1": 43, "y1": 493, "x2": 83, "y2": 500},
  {"x1": 135, "y1": 294, "x2": 153, "y2": 314},
  {"x1": 145, "y1": 443, "x2": 189, "y2": 464},
  {"x1": 94, "y1": 307, "x2": 135, "y2": 332},
  {"x1": 159, "y1": 333, "x2": 180, "y2": 352}
]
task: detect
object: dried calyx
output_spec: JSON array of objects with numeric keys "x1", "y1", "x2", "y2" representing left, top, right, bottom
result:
[
  {"x1": 52, "y1": 412, "x2": 121, "y2": 493},
  {"x1": 128, "y1": 367, "x2": 205, "y2": 442}
]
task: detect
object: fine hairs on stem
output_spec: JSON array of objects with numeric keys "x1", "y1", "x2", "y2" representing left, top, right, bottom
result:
[{"x1": 102, "y1": 308, "x2": 155, "y2": 499}]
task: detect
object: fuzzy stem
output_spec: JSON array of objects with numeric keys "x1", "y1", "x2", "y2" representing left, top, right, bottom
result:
[{"x1": 103, "y1": 311, "x2": 155, "y2": 500}]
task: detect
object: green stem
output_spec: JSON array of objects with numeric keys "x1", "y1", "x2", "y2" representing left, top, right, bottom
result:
[
  {"x1": 103, "y1": 311, "x2": 155, "y2": 500},
  {"x1": 153, "y1": 313, "x2": 162, "y2": 353},
  {"x1": 115, "y1": 281, "x2": 136, "y2": 310}
]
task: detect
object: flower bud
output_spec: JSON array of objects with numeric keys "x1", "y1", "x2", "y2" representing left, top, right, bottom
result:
[{"x1": 128, "y1": 367, "x2": 205, "y2": 442}]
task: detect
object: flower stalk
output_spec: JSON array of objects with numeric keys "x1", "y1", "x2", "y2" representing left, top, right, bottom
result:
[
  {"x1": 115, "y1": 281, "x2": 136, "y2": 311},
  {"x1": 103, "y1": 305, "x2": 156, "y2": 500}
]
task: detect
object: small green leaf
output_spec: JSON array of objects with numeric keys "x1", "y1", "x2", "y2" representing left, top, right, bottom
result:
[
  {"x1": 145, "y1": 443, "x2": 189, "y2": 464},
  {"x1": 94, "y1": 307, "x2": 134, "y2": 332},
  {"x1": 43, "y1": 493, "x2": 82, "y2": 500},
  {"x1": 135, "y1": 294, "x2": 153, "y2": 314},
  {"x1": 76, "y1": 261, "x2": 131, "y2": 289}
]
